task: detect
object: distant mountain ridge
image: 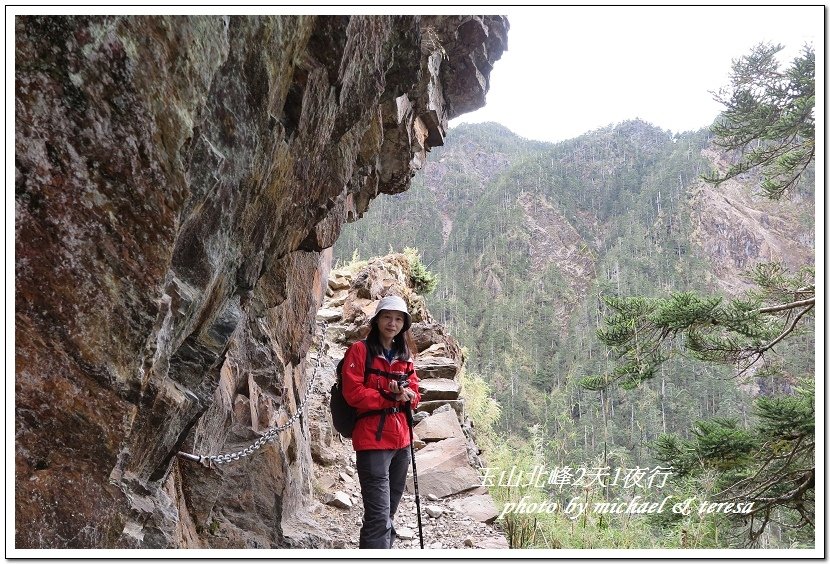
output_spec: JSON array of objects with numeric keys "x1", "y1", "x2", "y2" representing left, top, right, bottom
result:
[{"x1": 339, "y1": 118, "x2": 812, "y2": 303}]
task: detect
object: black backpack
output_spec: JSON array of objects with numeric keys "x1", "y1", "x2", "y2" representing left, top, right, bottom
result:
[
  {"x1": 330, "y1": 342, "x2": 370, "y2": 438},
  {"x1": 330, "y1": 341, "x2": 408, "y2": 439}
]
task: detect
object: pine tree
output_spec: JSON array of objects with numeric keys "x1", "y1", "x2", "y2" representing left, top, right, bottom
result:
[
  {"x1": 587, "y1": 43, "x2": 816, "y2": 546},
  {"x1": 585, "y1": 263, "x2": 814, "y2": 389},
  {"x1": 704, "y1": 42, "x2": 815, "y2": 199},
  {"x1": 652, "y1": 382, "x2": 814, "y2": 545}
]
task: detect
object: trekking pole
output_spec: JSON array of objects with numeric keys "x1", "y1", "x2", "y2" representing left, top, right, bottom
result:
[{"x1": 405, "y1": 402, "x2": 425, "y2": 549}]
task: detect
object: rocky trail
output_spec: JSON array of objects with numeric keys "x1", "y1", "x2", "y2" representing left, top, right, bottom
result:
[
  {"x1": 304, "y1": 254, "x2": 510, "y2": 550},
  {"x1": 311, "y1": 436, "x2": 509, "y2": 550}
]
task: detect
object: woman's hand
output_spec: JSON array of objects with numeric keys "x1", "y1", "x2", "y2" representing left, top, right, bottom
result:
[{"x1": 388, "y1": 381, "x2": 416, "y2": 403}]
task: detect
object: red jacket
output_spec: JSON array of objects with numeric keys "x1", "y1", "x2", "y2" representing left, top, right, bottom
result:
[{"x1": 341, "y1": 340, "x2": 420, "y2": 451}]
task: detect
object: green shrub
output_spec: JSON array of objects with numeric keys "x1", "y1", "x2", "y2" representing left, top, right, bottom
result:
[{"x1": 404, "y1": 247, "x2": 438, "y2": 294}]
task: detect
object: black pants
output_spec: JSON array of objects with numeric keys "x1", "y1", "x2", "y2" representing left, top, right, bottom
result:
[{"x1": 355, "y1": 447, "x2": 411, "y2": 549}]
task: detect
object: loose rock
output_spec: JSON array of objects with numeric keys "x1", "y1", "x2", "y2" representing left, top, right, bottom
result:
[
  {"x1": 449, "y1": 494, "x2": 500, "y2": 524},
  {"x1": 396, "y1": 527, "x2": 416, "y2": 540},
  {"x1": 425, "y1": 505, "x2": 444, "y2": 518},
  {"x1": 325, "y1": 491, "x2": 353, "y2": 509}
]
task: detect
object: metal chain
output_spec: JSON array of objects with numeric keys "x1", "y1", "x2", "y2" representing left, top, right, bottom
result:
[{"x1": 177, "y1": 322, "x2": 328, "y2": 466}]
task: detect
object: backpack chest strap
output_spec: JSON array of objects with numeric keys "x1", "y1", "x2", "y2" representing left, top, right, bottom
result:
[{"x1": 367, "y1": 367, "x2": 414, "y2": 380}]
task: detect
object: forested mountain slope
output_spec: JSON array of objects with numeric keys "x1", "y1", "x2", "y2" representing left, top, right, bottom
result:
[{"x1": 335, "y1": 119, "x2": 814, "y2": 471}]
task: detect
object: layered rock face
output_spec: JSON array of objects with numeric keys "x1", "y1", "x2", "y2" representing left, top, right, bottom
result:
[
  {"x1": 691, "y1": 148, "x2": 815, "y2": 296},
  {"x1": 15, "y1": 14, "x2": 507, "y2": 548}
]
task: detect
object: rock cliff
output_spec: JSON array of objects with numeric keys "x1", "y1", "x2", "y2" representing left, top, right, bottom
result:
[
  {"x1": 15, "y1": 14, "x2": 507, "y2": 548},
  {"x1": 690, "y1": 148, "x2": 815, "y2": 296}
]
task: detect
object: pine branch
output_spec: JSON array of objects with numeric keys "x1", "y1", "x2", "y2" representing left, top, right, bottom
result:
[
  {"x1": 751, "y1": 469, "x2": 814, "y2": 506},
  {"x1": 757, "y1": 303, "x2": 813, "y2": 353},
  {"x1": 758, "y1": 296, "x2": 815, "y2": 314}
]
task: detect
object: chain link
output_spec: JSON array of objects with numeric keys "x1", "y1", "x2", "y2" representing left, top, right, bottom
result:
[{"x1": 177, "y1": 322, "x2": 329, "y2": 466}]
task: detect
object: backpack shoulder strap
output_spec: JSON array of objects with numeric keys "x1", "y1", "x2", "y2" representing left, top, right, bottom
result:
[
  {"x1": 361, "y1": 340, "x2": 400, "y2": 403},
  {"x1": 361, "y1": 340, "x2": 372, "y2": 384}
]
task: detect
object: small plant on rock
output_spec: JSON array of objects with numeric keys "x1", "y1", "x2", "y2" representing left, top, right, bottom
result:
[{"x1": 404, "y1": 247, "x2": 438, "y2": 295}]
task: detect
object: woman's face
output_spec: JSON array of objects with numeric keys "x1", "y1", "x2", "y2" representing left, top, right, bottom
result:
[{"x1": 377, "y1": 310, "x2": 406, "y2": 342}]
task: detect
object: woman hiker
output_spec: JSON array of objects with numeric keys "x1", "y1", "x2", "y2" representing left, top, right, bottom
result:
[{"x1": 341, "y1": 295, "x2": 421, "y2": 549}]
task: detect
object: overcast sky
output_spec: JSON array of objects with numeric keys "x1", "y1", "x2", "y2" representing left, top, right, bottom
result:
[{"x1": 450, "y1": 5, "x2": 822, "y2": 143}]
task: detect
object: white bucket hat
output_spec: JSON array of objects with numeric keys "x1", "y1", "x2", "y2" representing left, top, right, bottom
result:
[{"x1": 373, "y1": 295, "x2": 412, "y2": 332}]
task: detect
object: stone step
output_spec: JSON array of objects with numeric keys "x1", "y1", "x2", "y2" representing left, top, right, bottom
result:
[
  {"x1": 406, "y1": 437, "x2": 481, "y2": 499},
  {"x1": 416, "y1": 399, "x2": 464, "y2": 419},
  {"x1": 415, "y1": 356, "x2": 459, "y2": 380},
  {"x1": 418, "y1": 378, "x2": 460, "y2": 401},
  {"x1": 414, "y1": 408, "x2": 465, "y2": 442}
]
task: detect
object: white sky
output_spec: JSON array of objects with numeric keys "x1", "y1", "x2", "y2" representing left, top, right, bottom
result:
[{"x1": 451, "y1": 5, "x2": 822, "y2": 143}]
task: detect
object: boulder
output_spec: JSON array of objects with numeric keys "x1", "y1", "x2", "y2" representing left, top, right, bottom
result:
[
  {"x1": 351, "y1": 265, "x2": 387, "y2": 300},
  {"x1": 425, "y1": 505, "x2": 444, "y2": 518},
  {"x1": 416, "y1": 400, "x2": 464, "y2": 419},
  {"x1": 328, "y1": 272, "x2": 352, "y2": 291},
  {"x1": 415, "y1": 356, "x2": 459, "y2": 380},
  {"x1": 421, "y1": 343, "x2": 450, "y2": 357},
  {"x1": 410, "y1": 324, "x2": 462, "y2": 360},
  {"x1": 449, "y1": 494, "x2": 499, "y2": 524},
  {"x1": 327, "y1": 290, "x2": 350, "y2": 308},
  {"x1": 316, "y1": 308, "x2": 343, "y2": 322},
  {"x1": 325, "y1": 491, "x2": 353, "y2": 509},
  {"x1": 412, "y1": 410, "x2": 430, "y2": 424},
  {"x1": 406, "y1": 438, "x2": 480, "y2": 499},
  {"x1": 341, "y1": 296, "x2": 375, "y2": 326},
  {"x1": 414, "y1": 408, "x2": 464, "y2": 442}
]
